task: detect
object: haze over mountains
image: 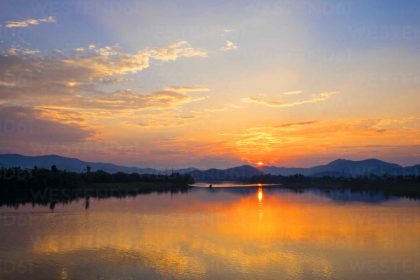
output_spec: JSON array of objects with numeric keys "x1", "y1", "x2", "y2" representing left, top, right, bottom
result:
[{"x1": 0, "y1": 154, "x2": 419, "y2": 181}]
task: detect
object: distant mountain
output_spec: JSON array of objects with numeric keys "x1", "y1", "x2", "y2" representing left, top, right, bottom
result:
[
  {"x1": 0, "y1": 154, "x2": 160, "y2": 174},
  {"x1": 0, "y1": 154, "x2": 262, "y2": 181},
  {"x1": 188, "y1": 165, "x2": 264, "y2": 181},
  {"x1": 176, "y1": 167, "x2": 200, "y2": 174},
  {"x1": 0, "y1": 154, "x2": 418, "y2": 180},
  {"x1": 403, "y1": 164, "x2": 420, "y2": 176},
  {"x1": 262, "y1": 159, "x2": 419, "y2": 177}
]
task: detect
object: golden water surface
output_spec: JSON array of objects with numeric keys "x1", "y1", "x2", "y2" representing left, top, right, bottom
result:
[{"x1": 0, "y1": 187, "x2": 419, "y2": 279}]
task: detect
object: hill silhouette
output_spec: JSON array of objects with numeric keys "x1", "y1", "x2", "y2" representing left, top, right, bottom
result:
[
  {"x1": 262, "y1": 159, "x2": 419, "y2": 177},
  {"x1": 0, "y1": 154, "x2": 419, "y2": 180}
]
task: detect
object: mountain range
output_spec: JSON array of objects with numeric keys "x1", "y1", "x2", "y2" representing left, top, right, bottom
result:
[
  {"x1": 0, "y1": 154, "x2": 419, "y2": 180},
  {"x1": 262, "y1": 159, "x2": 420, "y2": 177},
  {"x1": 0, "y1": 154, "x2": 166, "y2": 174}
]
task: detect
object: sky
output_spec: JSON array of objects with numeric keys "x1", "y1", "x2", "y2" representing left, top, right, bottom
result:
[{"x1": 0, "y1": 0, "x2": 419, "y2": 168}]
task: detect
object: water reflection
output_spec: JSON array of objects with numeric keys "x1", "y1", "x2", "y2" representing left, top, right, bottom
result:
[
  {"x1": 258, "y1": 185, "x2": 263, "y2": 222},
  {"x1": 0, "y1": 187, "x2": 419, "y2": 280},
  {"x1": 257, "y1": 185, "x2": 264, "y2": 202}
]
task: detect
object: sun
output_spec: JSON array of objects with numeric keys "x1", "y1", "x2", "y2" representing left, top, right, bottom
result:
[{"x1": 256, "y1": 161, "x2": 264, "y2": 167}]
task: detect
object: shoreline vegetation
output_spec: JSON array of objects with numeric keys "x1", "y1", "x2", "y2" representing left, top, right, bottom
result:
[
  {"x1": 0, "y1": 166, "x2": 194, "y2": 208},
  {"x1": 243, "y1": 174, "x2": 420, "y2": 199},
  {"x1": 1, "y1": 166, "x2": 420, "y2": 208}
]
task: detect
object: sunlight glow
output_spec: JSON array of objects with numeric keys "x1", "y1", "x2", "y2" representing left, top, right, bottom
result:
[{"x1": 258, "y1": 187, "x2": 263, "y2": 202}]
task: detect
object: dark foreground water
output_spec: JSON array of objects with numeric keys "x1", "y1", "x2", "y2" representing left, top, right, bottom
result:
[{"x1": 0, "y1": 185, "x2": 419, "y2": 280}]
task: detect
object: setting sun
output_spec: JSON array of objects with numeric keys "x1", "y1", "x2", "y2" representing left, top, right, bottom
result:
[{"x1": 256, "y1": 162, "x2": 264, "y2": 167}]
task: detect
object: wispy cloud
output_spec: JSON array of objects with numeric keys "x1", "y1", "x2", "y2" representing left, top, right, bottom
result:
[
  {"x1": 220, "y1": 40, "x2": 237, "y2": 51},
  {"x1": 4, "y1": 16, "x2": 56, "y2": 28},
  {"x1": 6, "y1": 47, "x2": 40, "y2": 55},
  {"x1": 242, "y1": 91, "x2": 338, "y2": 108},
  {"x1": 164, "y1": 86, "x2": 209, "y2": 93},
  {"x1": 133, "y1": 113, "x2": 199, "y2": 129},
  {"x1": 204, "y1": 104, "x2": 243, "y2": 113},
  {"x1": 282, "y1": 90, "x2": 302, "y2": 95},
  {"x1": 223, "y1": 28, "x2": 235, "y2": 33},
  {"x1": 146, "y1": 41, "x2": 207, "y2": 61},
  {"x1": 32, "y1": 89, "x2": 207, "y2": 116},
  {"x1": 276, "y1": 121, "x2": 318, "y2": 128},
  {"x1": 0, "y1": 81, "x2": 17, "y2": 87}
]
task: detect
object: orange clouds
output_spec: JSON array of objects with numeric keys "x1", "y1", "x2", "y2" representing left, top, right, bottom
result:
[
  {"x1": 242, "y1": 91, "x2": 338, "y2": 108},
  {"x1": 0, "y1": 41, "x2": 209, "y2": 157},
  {"x1": 0, "y1": 106, "x2": 96, "y2": 152},
  {"x1": 162, "y1": 117, "x2": 420, "y2": 166}
]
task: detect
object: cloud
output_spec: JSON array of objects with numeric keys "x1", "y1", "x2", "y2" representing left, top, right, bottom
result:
[
  {"x1": 0, "y1": 41, "x2": 208, "y2": 101},
  {"x1": 354, "y1": 116, "x2": 418, "y2": 133},
  {"x1": 242, "y1": 91, "x2": 338, "y2": 107},
  {"x1": 164, "y1": 86, "x2": 209, "y2": 93},
  {"x1": 0, "y1": 41, "x2": 209, "y2": 142},
  {"x1": 276, "y1": 121, "x2": 318, "y2": 128},
  {"x1": 35, "y1": 89, "x2": 207, "y2": 114},
  {"x1": 282, "y1": 90, "x2": 302, "y2": 95},
  {"x1": 0, "y1": 81, "x2": 17, "y2": 87},
  {"x1": 6, "y1": 47, "x2": 40, "y2": 56},
  {"x1": 204, "y1": 104, "x2": 243, "y2": 113},
  {"x1": 223, "y1": 28, "x2": 235, "y2": 33},
  {"x1": 220, "y1": 40, "x2": 237, "y2": 51},
  {"x1": 128, "y1": 103, "x2": 242, "y2": 129},
  {"x1": 6, "y1": 48, "x2": 17, "y2": 55},
  {"x1": 4, "y1": 16, "x2": 56, "y2": 28},
  {"x1": 98, "y1": 76, "x2": 132, "y2": 84},
  {"x1": 0, "y1": 106, "x2": 96, "y2": 147},
  {"x1": 61, "y1": 54, "x2": 150, "y2": 78},
  {"x1": 145, "y1": 41, "x2": 207, "y2": 61},
  {"x1": 62, "y1": 41, "x2": 205, "y2": 78},
  {"x1": 134, "y1": 113, "x2": 199, "y2": 129}
]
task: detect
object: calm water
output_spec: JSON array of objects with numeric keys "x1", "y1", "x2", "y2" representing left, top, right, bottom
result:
[{"x1": 0, "y1": 185, "x2": 419, "y2": 280}]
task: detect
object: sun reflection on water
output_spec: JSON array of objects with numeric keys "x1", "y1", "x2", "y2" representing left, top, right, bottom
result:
[
  {"x1": 257, "y1": 184, "x2": 263, "y2": 203},
  {"x1": 257, "y1": 185, "x2": 263, "y2": 222}
]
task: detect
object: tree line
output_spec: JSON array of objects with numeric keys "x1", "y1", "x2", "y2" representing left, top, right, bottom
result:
[
  {"x1": 0, "y1": 165, "x2": 194, "y2": 189},
  {"x1": 0, "y1": 166, "x2": 195, "y2": 208},
  {"x1": 244, "y1": 174, "x2": 420, "y2": 198}
]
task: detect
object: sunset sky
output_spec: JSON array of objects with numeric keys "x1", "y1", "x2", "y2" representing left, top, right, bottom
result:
[{"x1": 0, "y1": 0, "x2": 419, "y2": 168}]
